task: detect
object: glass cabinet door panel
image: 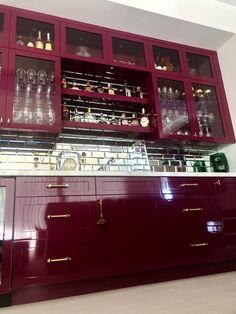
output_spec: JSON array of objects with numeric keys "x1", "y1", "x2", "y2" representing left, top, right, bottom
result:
[
  {"x1": 186, "y1": 53, "x2": 213, "y2": 78},
  {"x1": 16, "y1": 17, "x2": 54, "y2": 52},
  {"x1": 13, "y1": 56, "x2": 56, "y2": 126},
  {"x1": 157, "y1": 78, "x2": 190, "y2": 136},
  {"x1": 112, "y1": 37, "x2": 146, "y2": 67},
  {"x1": 66, "y1": 28, "x2": 103, "y2": 59},
  {"x1": 0, "y1": 13, "x2": 4, "y2": 41},
  {"x1": 0, "y1": 187, "x2": 5, "y2": 286},
  {"x1": 0, "y1": 52, "x2": 2, "y2": 82},
  {"x1": 153, "y1": 46, "x2": 181, "y2": 72},
  {"x1": 192, "y1": 83, "x2": 224, "y2": 138}
]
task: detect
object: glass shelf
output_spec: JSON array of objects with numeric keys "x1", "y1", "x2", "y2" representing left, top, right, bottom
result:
[
  {"x1": 187, "y1": 53, "x2": 213, "y2": 78},
  {"x1": 66, "y1": 28, "x2": 103, "y2": 59},
  {"x1": 153, "y1": 46, "x2": 181, "y2": 72},
  {"x1": 112, "y1": 37, "x2": 146, "y2": 67},
  {"x1": 16, "y1": 17, "x2": 55, "y2": 52},
  {"x1": 157, "y1": 78, "x2": 190, "y2": 136},
  {"x1": 192, "y1": 83, "x2": 224, "y2": 138}
]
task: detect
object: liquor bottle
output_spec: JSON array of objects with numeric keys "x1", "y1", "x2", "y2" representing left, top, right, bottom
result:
[
  {"x1": 61, "y1": 75, "x2": 68, "y2": 89},
  {"x1": 71, "y1": 80, "x2": 79, "y2": 90},
  {"x1": 16, "y1": 33, "x2": 25, "y2": 46},
  {"x1": 107, "y1": 83, "x2": 115, "y2": 95},
  {"x1": 123, "y1": 81, "x2": 131, "y2": 97},
  {"x1": 62, "y1": 102, "x2": 70, "y2": 121},
  {"x1": 84, "y1": 107, "x2": 96, "y2": 123},
  {"x1": 130, "y1": 113, "x2": 140, "y2": 126},
  {"x1": 74, "y1": 108, "x2": 81, "y2": 122},
  {"x1": 84, "y1": 81, "x2": 93, "y2": 92},
  {"x1": 45, "y1": 32, "x2": 53, "y2": 51},
  {"x1": 109, "y1": 111, "x2": 117, "y2": 125},
  {"x1": 140, "y1": 108, "x2": 149, "y2": 127},
  {"x1": 35, "y1": 30, "x2": 44, "y2": 49},
  {"x1": 26, "y1": 33, "x2": 35, "y2": 48},
  {"x1": 97, "y1": 81, "x2": 104, "y2": 93},
  {"x1": 136, "y1": 86, "x2": 144, "y2": 98},
  {"x1": 99, "y1": 113, "x2": 107, "y2": 124},
  {"x1": 120, "y1": 113, "x2": 129, "y2": 126}
]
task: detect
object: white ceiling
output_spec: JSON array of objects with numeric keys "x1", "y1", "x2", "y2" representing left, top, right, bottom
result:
[{"x1": 217, "y1": 0, "x2": 236, "y2": 6}]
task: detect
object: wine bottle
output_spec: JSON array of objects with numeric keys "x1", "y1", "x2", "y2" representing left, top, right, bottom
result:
[
  {"x1": 84, "y1": 107, "x2": 96, "y2": 123},
  {"x1": 62, "y1": 102, "x2": 70, "y2": 121},
  {"x1": 16, "y1": 33, "x2": 25, "y2": 46},
  {"x1": 26, "y1": 33, "x2": 34, "y2": 48},
  {"x1": 123, "y1": 81, "x2": 131, "y2": 97},
  {"x1": 140, "y1": 108, "x2": 149, "y2": 127},
  {"x1": 61, "y1": 75, "x2": 68, "y2": 89},
  {"x1": 107, "y1": 83, "x2": 115, "y2": 95},
  {"x1": 45, "y1": 32, "x2": 53, "y2": 51},
  {"x1": 136, "y1": 86, "x2": 144, "y2": 98},
  {"x1": 120, "y1": 113, "x2": 129, "y2": 126},
  {"x1": 130, "y1": 113, "x2": 140, "y2": 126},
  {"x1": 35, "y1": 30, "x2": 44, "y2": 49},
  {"x1": 97, "y1": 81, "x2": 104, "y2": 93}
]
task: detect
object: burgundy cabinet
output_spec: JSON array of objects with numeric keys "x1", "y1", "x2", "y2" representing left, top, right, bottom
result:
[
  {"x1": 5, "y1": 50, "x2": 61, "y2": 132},
  {"x1": 9, "y1": 9, "x2": 60, "y2": 56},
  {"x1": 0, "y1": 47, "x2": 8, "y2": 126},
  {"x1": 61, "y1": 21, "x2": 108, "y2": 64},
  {"x1": 214, "y1": 178, "x2": 236, "y2": 260},
  {"x1": 96, "y1": 177, "x2": 161, "y2": 275},
  {"x1": 0, "y1": 7, "x2": 10, "y2": 47},
  {"x1": 159, "y1": 177, "x2": 222, "y2": 267},
  {"x1": 0, "y1": 178, "x2": 15, "y2": 305}
]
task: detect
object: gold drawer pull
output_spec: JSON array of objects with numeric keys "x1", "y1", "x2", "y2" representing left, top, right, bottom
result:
[
  {"x1": 47, "y1": 184, "x2": 69, "y2": 189},
  {"x1": 47, "y1": 214, "x2": 71, "y2": 219},
  {"x1": 96, "y1": 199, "x2": 107, "y2": 225},
  {"x1": 47, "y1": 257, "x2": 71, "y2": 263},
  {"x1": 180, "y1": 183, "x2": 199, "y2": 187},
  {"x1": 190, "y1": 242, "x2": 208, "y2": 247},
  {"x1": 182, "y1": 208, "x2": 203, "y2": 212}
]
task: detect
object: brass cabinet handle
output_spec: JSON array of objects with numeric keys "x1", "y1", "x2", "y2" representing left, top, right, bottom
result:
[
  {"x1": 47, "y1": 214, "x2": 71, "y2": 219},
  {"x1": 47, "y1": 257, "x2": 71, "y2": 263},
  {"x1": 182, "y1": 208, "x2": 203, "y2": 212},
  {"x1": 180, "y1": 183, "x2": 199, "y2": 187},
  {"x1": 190, "y1": 242, "x2": 208, "y2": 247},
  {"x1": 47, "y1": 184, "x2": 69, "y2": 189},
  {"x1": 96, "y1": 199, "x2": 107, "y2": 225},
  {"x1": 214, "y1": 180, "x2": 221, "y2": 186}
]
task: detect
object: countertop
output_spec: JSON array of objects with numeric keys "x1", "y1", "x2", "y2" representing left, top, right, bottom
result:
[{"x1": 0, "y1": 170, "x2": 235, "y2": 177}]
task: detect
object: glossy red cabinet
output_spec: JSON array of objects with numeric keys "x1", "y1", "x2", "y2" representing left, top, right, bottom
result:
[
  {"x1": 0, "y1": 7, "x2": 10, "y2": 48},
  {"x1": 0, "y1": 47, "x2": 8, "y2": 126},
  {"x1": 0, "y1": 178, "x2": 15, "y2": 306}
]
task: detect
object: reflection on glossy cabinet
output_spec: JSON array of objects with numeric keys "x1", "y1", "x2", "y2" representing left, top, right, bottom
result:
[{"x1": 0, "y1": 178, "x2": 14, "y2": 306}]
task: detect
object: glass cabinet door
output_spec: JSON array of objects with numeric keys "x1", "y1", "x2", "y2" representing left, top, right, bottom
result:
[
  {"x1": 0, "y1": 13, "x2": 4, "y2": 42},
  {"x1": 0, "y1": 48, "x2": 8, "y2": 126},
  {"x1": 186, "y1": 52, "x2": 213, "y2": 78},
  {"x1": 0, "y1": 8, "x2": 9, "y2": 47},
  {"x1": 157, "y1": 78, "x2": 191, "y2": 136},
  {"x1": 192, "y1": 83, "x2": 224, "y2": 138},
  {"x1": 6, "y1": 51, "x2": 61, "y2": 131},
  {"x1": 152, "y1": 45, "x2": 181, "y2": 73},
  {"x1": 111, "y1": 37, "x2": 146, "y2": 68},
  {"x1": 0, "y1": 178, "x2": 14, "y2": 298}
]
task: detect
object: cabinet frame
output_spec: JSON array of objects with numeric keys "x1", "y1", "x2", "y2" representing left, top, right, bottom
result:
[{"x1": 0, "y1": 47, "x2": 8, "y2": 127}]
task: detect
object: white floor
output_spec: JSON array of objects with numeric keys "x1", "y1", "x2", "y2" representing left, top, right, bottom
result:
[{"x1": 2, "y1": 271, "x2": 236, "y2": 314}]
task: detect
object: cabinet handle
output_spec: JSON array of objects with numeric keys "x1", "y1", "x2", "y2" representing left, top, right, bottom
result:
[
  {"x1": 47, "y1": 257, "x2": 71, "y2": 263},
  {"x1": 190, "y1": 242, "x2": 208, "y2": 247},
  {"x1": 47, "y1": 214, "x2": 71, "y2": 219},
  {"x1": 47, "y1": 184, "x2": 69, "y2": 189},
  {"x1": 180, "y1": 183, "x2": 199, "y2": 187},
  {"x1": 96, "y1": 199, "x2": 107, "y2": 225},
  {"x1": 182, "y1": 207, "x2": 203, "y2": 212},
  {"x1": 214, "y1": 180, "x2": 221, "y2": 186}
]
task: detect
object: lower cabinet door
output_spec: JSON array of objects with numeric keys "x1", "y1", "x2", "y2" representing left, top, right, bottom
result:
[{"x1": 96, "y1": 195, "x2": 161, "y2": 276}]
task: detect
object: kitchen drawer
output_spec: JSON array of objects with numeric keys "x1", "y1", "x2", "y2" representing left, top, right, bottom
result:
[
  {"x1": 96, "y1": 177, "x2": 160, "y2": 195},
  {"x1": 16, "y1": 176, "x2": 95, "y2": 197},
  {"x1": 160, "y1": 177, "x2": 214, "y2": 194},
  {"x1": 14, "y1": 196, "x2": 97, "y2": 243},
  {"x1": 12, "y1": 240, "x2": 106, "y2": 288}
]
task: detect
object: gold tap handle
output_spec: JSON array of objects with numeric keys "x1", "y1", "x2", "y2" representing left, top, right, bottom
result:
[
  {"x1": 47, "y1": 184, "x2": 69, "y2": 189},
  {"x1": 182, "y1": 208, "x2": 203, "y2": 212},
  {"x1": 190, "y1": 242, "x2": 208, "y2": 247},
  {"x1": 47, "y1": 214, "x2": 71, "y2": 219},
  {"x1": 180, "y1": 183, "x2": 199, "y2": 187},
  {"x1": 47, "y1": 257, "x2": 71, "y2": 263},
  {"x1": 96, "y1": 199, "x2": 107, "y2": 225}
]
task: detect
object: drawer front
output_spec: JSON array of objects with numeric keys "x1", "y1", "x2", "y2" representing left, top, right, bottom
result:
[
  {"x1": 96, "y1": 177, "x2": 160, "y2": 195},
  {"x1": 16, "y1": 176, "x2": 95, "y2": 197},
  {"x1": 12, "y1": 240, "x2": 106, "y2": 288},
  {"x1": 14, "y1": 196, "x2": 97, "y2": 243},
  {"x1": 160, "y1": 177, "x2": 214, "y2": 194}
]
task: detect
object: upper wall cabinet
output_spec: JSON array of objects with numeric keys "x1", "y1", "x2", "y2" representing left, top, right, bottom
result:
[
  {"x1": 9, "y1": 9, "x2": 60, "y2": 56},
  {"x1": 108, "y1": 33, "x2": 150, "y2": 71},
  {"x1": 61, "y1": 21, "x2": 109, "y2": 64},
  {"x1": 0, "y1": 7, "x2": 10, "y2": 47}
]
